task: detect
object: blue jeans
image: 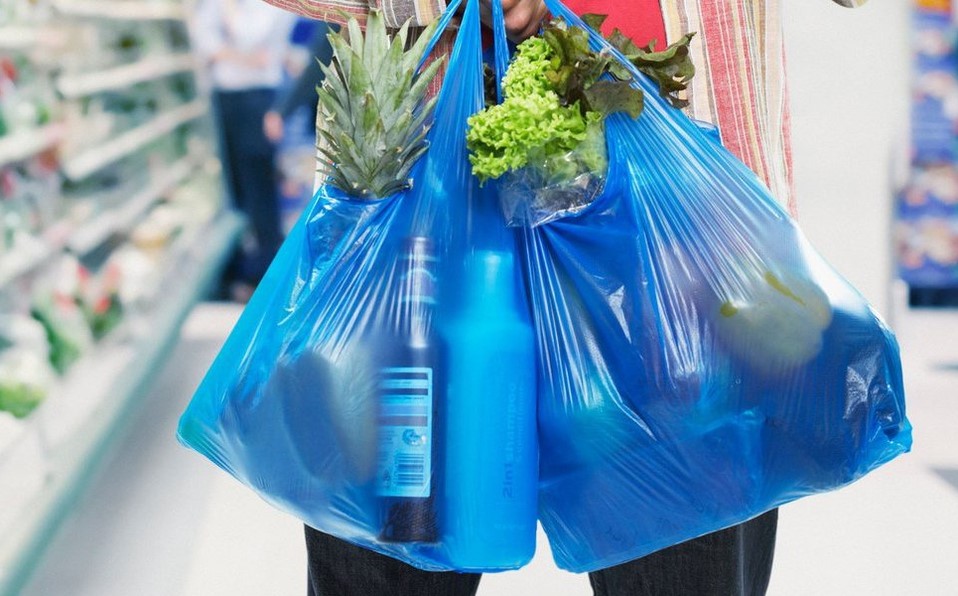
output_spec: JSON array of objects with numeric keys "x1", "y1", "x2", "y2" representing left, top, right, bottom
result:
[
  {"x1": 305, "y1": 509, "x2": 777, "y2": 596},
  {"x1": 212, "y1": 88, "x2": 283, "y2": 285}
]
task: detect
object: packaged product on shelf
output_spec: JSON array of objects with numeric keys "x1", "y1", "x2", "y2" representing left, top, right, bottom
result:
[
  {"x1": 59, "y1": 97, "x2": 115, "y2": 160},
  {"x1": 0, "y1": 54, "x2": 58, "y2": 137},
  {"x1": 165, "y1": 169, "x2": 222, "y2": 226},
  {"x1": 0, "y1": 165, "x2": 54, "y2": 279},
  {"x1": 76, "y1": 260, "x2": 124, "y2": 340},
  {"x1": 110, "y1": 244, "x2": 159, "y2": 306},
  {"x1": 98, "y1": 22, "x2": 148, "y2": 68},
  {"x1": 1, "y1": 153, "x2": 62, "y2": 230},
  {"x1": 130, "y1": 203, "x2": 184, "y2": 256},
  {"x1": 0, "y1": 314, "x2": 56, "y2": 419},
  {"x1": 29, "y1": 256, "x2": 95, "y2": 374}
]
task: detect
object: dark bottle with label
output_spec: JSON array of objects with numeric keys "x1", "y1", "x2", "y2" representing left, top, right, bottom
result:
[{"x1": 376, "y1": 236, "x2": 444, "y2": 543}]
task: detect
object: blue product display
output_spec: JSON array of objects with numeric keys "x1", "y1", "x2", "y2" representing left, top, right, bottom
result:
[
  {"x1": 178, "y1": 0, "x2": 912, "y2": 575},
  {"x1": 442, "y1": 249, "x2": 538, "y2": 570}
]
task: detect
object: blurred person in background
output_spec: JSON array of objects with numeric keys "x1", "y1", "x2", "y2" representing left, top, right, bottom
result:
[
  {"x1": 263, "y1": 22, "x2": 336, "y2": 230},
  {"x1": 193, "y1": 0, "x2": 295, "y2": 301},
  {"x1": 263, "y1": 21, "x2": 335, "y2": 145}
]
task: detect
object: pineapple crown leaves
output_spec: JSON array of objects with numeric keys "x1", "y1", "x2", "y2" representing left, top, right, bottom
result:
[{"x1": 316, "y1": 10, "x2": 443, "y2": 198}]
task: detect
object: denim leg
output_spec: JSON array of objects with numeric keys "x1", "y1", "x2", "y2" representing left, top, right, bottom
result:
[
  {"x1": 588, "y1": 509, "x2": 778, "y2": 596},
  {"x1": 214, "y1": 88, "x2": 283, "y2": 285},
  {"x1": 305, "y1": 526, "x2": 482, "y2": 596}
]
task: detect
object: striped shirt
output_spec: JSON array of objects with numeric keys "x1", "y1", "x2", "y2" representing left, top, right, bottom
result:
[{"x1": 263, "y1": 0, "x2": 869, "y2": 214}]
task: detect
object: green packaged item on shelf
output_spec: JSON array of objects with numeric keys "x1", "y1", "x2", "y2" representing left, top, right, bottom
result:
[
  {"x1": 82, "y1": 292, "x2": 124, "y2": 340},
  {"x1": 31, "y1": 303, "x2": 85, "y2": 374},
  {"x1": 0, "y1": 347, "x2": 55, "y2": 419},
  {"x1": 0, "y1": 379, "x2": 45, "y2": 419},
  {"x1": 30, "y1": 289, "x2": 94, "y2": 375}
]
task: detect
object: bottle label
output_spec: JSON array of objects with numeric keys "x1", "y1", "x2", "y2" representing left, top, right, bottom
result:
[{"x1": 377, "y1": 367, "x2": 433, "y2": 498}]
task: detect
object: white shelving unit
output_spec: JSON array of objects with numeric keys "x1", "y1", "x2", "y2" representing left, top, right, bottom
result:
[
  {"x1": 57, "y1": 53, "x2": 196, "y2": 98},
  {"x1": 0, "y1": 213, "x2": 244, "y2": 596},
  {"x1": 0, "y1": 26, "x2": 67, "y2": 50},
  {"x1": 53, "y1": 0, "x2": 186, "y2": 21},
  {"x1": 0, "y1": 239, "x2": 55, "y2": 289},
  {"x1": 0, "y1": 26, "x2": 42, "y2": 49},
  {"x1": 0, "y1": 2, "x2": 240, "y2": 593},
  {"x1": 0, "y1": 124, "x2": 65, "y2": 169},
  {"x1": 0, "y1": 153, "x2": 212, "y2": 285},
  {"x1": 68, "y1": 153, "x2": 206, "y2": 254},
  {"x1": 61, "y1": 99, "x2": 209, "y2": 180}
]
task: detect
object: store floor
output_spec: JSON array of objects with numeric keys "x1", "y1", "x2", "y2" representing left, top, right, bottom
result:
[{"x1": 20, "y1": 303, "x2": 958, "y2": 596}]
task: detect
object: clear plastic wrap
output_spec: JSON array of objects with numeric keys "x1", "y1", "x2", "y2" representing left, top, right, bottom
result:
[{"x1": 498, "y1": 119, "x2": 607, "y2": 227}]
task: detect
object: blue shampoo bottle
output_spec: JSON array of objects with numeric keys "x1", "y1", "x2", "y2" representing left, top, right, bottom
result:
[{"x1": 442, "y1": 250, "x2": 538, "y2": 570}]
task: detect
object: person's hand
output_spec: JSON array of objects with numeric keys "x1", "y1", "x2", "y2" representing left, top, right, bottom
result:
[
  {"x1": 264, "y1": 111, "x2": 284, "y2": 143},
  {"x1": 480, "y1": 0, "x2": 549, "y2": 42}
]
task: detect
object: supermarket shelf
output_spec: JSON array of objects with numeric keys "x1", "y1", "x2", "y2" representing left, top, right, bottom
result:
[
  {"x1": 57, "y1": 54, "x2": 195, "y2": 98},
  {"x1": 61, "y1": 100, "x2": 208, "y2": 180},
  {"x1": 0, "y1": 124, "x2": 64, "y2": 169},
  {"x1": 0, "y1": 154, "x2": 207, "y2": 288},
  {"x1": 68, "y1": 154, "x2": 203, "y2": 255},
  {"x1": 0, "y1": 416, "x2": 28, "y2": 466},
  {"x1": 0, "y1": 26, "x2": 40, "y2": 49},
  {"x1": 0, "y1": 240, "x2": 55, "y2": 290},
  {"x1": 0, "y1": 26, "x2": 67, "y2": 50},
  {"x1": 52, "y1": 0, "x2": 185, "y2": 21},
  {"x1": 0, "y1": 211, "x2": 244, "y2": 596}
]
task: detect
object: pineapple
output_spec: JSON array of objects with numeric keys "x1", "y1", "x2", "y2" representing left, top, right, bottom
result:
[{"x1": 316, "y1": 11, "x2": 443, "y2": 199}]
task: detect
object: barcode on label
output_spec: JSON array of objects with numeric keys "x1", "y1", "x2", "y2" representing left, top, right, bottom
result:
[{"x1": 395, "y1": 454, "x2": 426, "y2": 487}]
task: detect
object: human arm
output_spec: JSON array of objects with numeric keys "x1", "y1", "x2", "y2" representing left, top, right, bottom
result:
[
  {"x1": 264, "y1": 25, "x2": 334, "y2": 141},
  {"x1": 257, "y1": 0, "x2": 545, "y2": 39}
]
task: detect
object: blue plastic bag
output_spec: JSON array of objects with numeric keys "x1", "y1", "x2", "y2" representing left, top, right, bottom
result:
[
  {"x1": 179, "y1": 0, "x2": 912, "y2": 575},
  {"x1": 179, "y1": 0, "x2": 540, "y2": 572},
  {"x1": 519, "y1": 0, "x2": 912, "y2": 572}
]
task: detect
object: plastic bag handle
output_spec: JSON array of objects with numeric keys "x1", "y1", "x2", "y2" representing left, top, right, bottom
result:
[
  {"x1": 417, "y1": 0, "x2": 467, "y2": 72},
  {"x1": 490, "y1": 0, "x2": 510, "y2": 103}
]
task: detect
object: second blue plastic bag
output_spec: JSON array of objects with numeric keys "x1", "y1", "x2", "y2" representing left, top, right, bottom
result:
[{"x1": 521, "y1": 1, "x2": 913, "y2": 572}]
